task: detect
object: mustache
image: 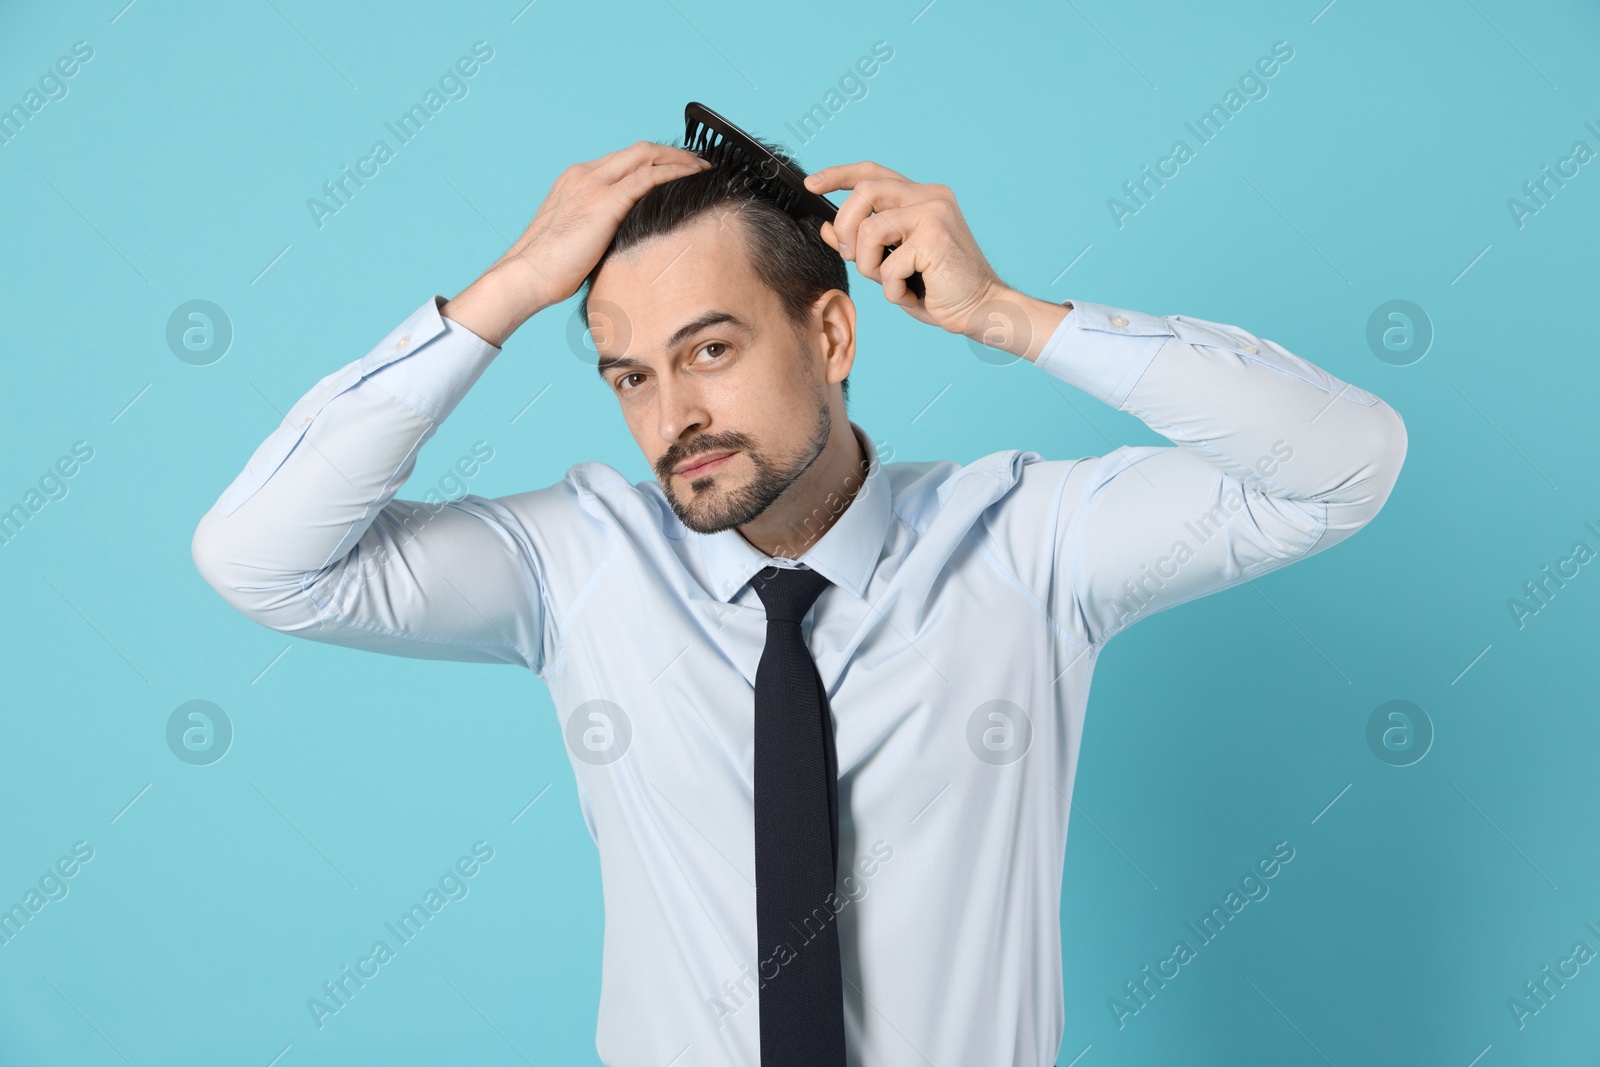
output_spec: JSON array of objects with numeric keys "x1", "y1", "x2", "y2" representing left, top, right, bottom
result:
[{"x1": 657, "y1": 432, "x2": 754, "y2": 477}]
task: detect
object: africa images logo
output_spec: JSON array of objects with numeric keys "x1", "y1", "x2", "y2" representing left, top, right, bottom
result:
[{"x1": 1108, "y1": 840, "x2": 1296, "y2": 1029}]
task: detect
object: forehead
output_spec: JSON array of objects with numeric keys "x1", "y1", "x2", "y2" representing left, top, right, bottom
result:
[{"x1": 589, "y1": 209, "x2": 775, "y2": 354}]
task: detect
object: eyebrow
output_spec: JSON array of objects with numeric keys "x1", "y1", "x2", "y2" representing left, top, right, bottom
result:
[{"x1": 594, "y1": 310, "x2": 752, "y2": 378}]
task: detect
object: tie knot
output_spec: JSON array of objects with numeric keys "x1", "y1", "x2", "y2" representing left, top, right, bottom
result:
[{"x1": 751, "y1": 564, "x2": 832, "y2": 624}]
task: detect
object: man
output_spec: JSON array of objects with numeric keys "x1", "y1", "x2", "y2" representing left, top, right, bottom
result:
[{"x1": 192, "y1": 138, "x2": 1407, "y2": 1066}]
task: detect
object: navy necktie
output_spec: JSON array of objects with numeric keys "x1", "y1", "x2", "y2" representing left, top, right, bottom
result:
[{"x1": 750, "y1": 563, "x2": 847, "y2": 1066}]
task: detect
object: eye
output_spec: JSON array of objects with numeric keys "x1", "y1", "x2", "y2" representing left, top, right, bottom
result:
[
  {"x1": 616, "y1": 372, "x2": 646, "y2": 393},
  {"x1": 694, "y1": 341, "x2": 728, "y2": 362}
]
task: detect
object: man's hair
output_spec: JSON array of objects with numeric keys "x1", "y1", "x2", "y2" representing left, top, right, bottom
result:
[{"x1": 579, "y1": 136, "x2": 852, "y2": 405}]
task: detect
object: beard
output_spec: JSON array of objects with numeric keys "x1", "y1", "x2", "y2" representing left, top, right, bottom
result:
[{"x1": 656, "y1": 377, "x2": 832, "y2": 536}]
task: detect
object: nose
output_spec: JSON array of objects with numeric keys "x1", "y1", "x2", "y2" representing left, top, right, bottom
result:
[{"x1": 652, "y1": 373, "x2": 714, "y2": 451}]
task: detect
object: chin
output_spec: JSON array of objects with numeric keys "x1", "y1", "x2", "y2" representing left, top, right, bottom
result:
[{"x1": 668, "y1": 479, "x2": 769, "y2": 535}]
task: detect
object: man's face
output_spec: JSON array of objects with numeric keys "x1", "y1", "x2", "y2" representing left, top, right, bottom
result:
[{"x1": 588, "y1": 210, "x2": 846, "y2": 536}]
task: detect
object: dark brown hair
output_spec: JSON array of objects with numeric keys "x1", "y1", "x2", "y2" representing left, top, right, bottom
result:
[{"x1": 580, "y1": 135, "x2": 851, "y2": 403}]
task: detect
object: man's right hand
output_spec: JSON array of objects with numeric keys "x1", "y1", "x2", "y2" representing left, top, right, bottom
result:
[{"x1": 442, "y1": 141, "x2": 711, "y2": 347}]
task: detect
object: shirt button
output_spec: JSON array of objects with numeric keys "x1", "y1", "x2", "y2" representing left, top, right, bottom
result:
[
  {"x1": 1110, "y1": 315, "x2": 1128, "y2": 327},
  {"x1": 1244, "y1": 344, "x2": 1258, "y2": 353},
  {"x1": 395, "y1": 336, "x2": 411, "y2": 350}
]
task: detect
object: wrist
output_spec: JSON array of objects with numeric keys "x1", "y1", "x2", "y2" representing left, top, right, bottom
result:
[
  {"x1": 962, "y1": 284, "x2": 1071, "y2": 363},
  {"x1": 442, "y1": 264, "x2": 547, "y2": 348}
]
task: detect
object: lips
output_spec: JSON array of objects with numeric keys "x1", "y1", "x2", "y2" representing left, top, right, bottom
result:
[{"x1": 675, "y1": 450, "x2": 737, "y2": 477}]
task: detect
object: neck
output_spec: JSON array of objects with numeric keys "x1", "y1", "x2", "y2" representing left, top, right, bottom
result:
[{"x1": 739, "y1": 413, "x2": 868, "y2": 560}]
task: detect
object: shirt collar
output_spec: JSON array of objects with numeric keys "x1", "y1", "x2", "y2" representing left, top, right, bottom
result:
[{"x1": 696, "y1": 420, "x2": 891, "y2": 603}]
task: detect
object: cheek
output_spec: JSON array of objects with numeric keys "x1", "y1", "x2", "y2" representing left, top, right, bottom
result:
[
  {"x1": 629, "y1": 416, "x2": 661, "y2": 459},
  {"x1": 728, "y1": 358, "x2": 807, "y2": 422}
]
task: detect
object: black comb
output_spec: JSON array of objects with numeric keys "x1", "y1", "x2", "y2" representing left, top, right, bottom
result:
[{"x1": 683, "y1": 101, "x2": 925, "y2": 301}]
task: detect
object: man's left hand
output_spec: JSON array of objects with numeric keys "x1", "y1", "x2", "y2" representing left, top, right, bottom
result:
[{"x1": 803, "y1": 162, "x2": 1014, "y2": 336}]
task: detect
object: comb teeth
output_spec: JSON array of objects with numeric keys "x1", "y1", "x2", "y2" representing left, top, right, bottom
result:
[
  {"x1": 682, "y1": 100, "x2": 924, "y2": 300},
  {"x1": 686, "y1": 120, "x2": 802, "y2": 212}
]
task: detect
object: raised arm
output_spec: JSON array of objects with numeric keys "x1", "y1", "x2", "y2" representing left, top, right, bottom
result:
[
  {"x1": 798, "y1": 160, "x2": 1407, "y2": 649},
  {"x1": 189, "y1": 297, "x2": 553, "y2": 666},
  {"x1": 191, "y1": 142, "x2": 712, "y2": 669},
  {"x1": 1001, "y1": 293, "x2": 1407, "y2": 648}
]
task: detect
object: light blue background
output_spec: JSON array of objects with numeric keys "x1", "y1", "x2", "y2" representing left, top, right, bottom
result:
[{"x1": 2, "y1": 1, "x2": 1597, "y2": 1064}]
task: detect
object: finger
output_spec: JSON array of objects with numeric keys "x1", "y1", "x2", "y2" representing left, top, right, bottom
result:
[
  {"x1": 831, "y1": 178, "x2": 928, "y2": 260},
  {"x1": 852, "y1": 206, "x2": 916, "y2": 279},
  {"x1": 878, "y1": 243, "x2": 926, "y2": 307},
  {"x1": 818, "y1": 220, "x2": 839, "y2": 252},
  {"x1": 589, "y1": 140, "x2": 660, "y2": 180},
  {"x1": 595, "y1": 140, "x2": 708, "y2": 183},
  {"x1": 618, "y1": 158, "x2": 712, "y2": 192},
  {"x1": 802, "y1": 160, "x2": 909, "y2": 195}
]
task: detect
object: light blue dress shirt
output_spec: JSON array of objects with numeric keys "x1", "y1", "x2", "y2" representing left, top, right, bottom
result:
[{"x1": 192, "y1": 293, "x2": 1407, "y2": 1067}]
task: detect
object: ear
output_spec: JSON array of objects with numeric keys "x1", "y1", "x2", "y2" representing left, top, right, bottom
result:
[{"x1": 812, "y1": 290, "x2": 857, "y2": 388}]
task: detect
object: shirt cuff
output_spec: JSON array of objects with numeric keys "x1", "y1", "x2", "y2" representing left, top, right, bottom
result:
[
  {"x1": 1032, "y1": 298, "x2": 1175, "y2": 410},
  {"x1": 361, "y1": 296, "x2": 502, "y2": 424}
]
